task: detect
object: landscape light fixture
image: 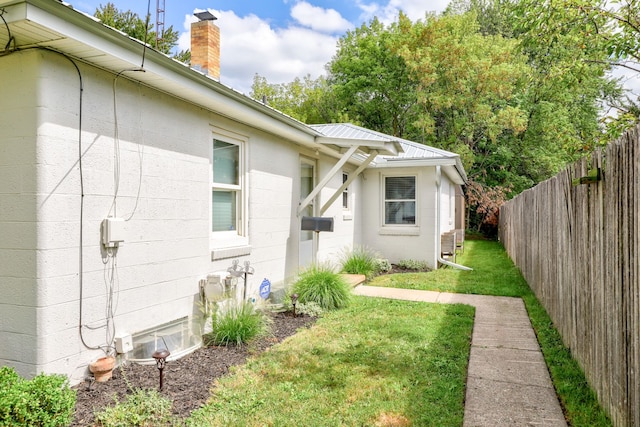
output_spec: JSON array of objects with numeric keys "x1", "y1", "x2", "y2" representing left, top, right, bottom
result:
[
  {"x1": 291, "y1": 293, "x2": 299, "y2": 317},
  {"x1": 152, "y1": 349, "x2": 170, "y2": 391}
]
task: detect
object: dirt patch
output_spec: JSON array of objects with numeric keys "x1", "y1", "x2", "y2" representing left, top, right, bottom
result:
[{"x1": 70, "y1": 312, "x2": 316, "y2": 426}]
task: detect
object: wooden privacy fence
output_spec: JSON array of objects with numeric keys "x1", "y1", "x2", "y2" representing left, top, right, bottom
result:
[{"x1": 499, "y1": 125, "x2": 640, "y2": 427}]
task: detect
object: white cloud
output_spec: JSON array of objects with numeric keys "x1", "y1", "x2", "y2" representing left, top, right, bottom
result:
[
  {"x1": 179, "y1": 9, "x2": 338, "y2": 94},
  {"x1": 611, "y1": 65, "x2": 640, "y2": 101},
  {"x1": 175, "y1": 1, "x2": 452, "y2": 94},
  {"x1": 291, "y1": 1, "x2": 354, "y2": 33},
  {"x1": 356, "y1": 0, "x2": 449, "y2": 24}
]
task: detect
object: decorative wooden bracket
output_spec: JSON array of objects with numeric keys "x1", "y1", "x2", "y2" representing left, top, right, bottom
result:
[{"x1": 572, "y1": 167, "x2": 602, "y2": 186}]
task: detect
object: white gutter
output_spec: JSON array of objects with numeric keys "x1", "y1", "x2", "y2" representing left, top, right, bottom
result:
[{"x1": 436, "y1": 165, "x2": 472, "y2": 271}]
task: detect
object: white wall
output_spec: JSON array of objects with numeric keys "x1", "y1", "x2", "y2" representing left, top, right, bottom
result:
[
  {"x1": 315, "y1": 159, "x2": 361, "y2": 269},
  {"x1": 30, "y1": 50, "x2": 213, "y2": 382},
  {"x1": 360, "y1": 166, "x2": 442, "y2": 269},
  {"x1": 0, "y1": 49, "x2": 362, "y2": 383},
  {"x1": 0, "y1": 51, "x2": 39, "y2": 378},
  {"x1": 439, "y1": 174, "x2": 456, "y2": 235}
]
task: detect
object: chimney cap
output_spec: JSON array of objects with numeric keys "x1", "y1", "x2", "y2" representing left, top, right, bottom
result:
[{"x1": 194, "y1": 11, "x2": 217, "y2": 21}]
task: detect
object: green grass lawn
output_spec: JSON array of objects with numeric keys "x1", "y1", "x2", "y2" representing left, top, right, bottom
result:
[
  {"x1": 187, "y1": 240, "x2": 610, "y2": 426},
  {"x1": 370, "y1": 239, "x2": 612, "y2": 427},
  {"x1": 369, "y1": 240, "x2": 528, "y2": 297},
  {"x1": 188, "y1": 297, "x2": 474, "y2": 427}
]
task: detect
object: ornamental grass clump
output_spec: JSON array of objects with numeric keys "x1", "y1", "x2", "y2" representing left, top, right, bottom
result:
[
  {"x1": 292, "y1": 263, "x2": 351, "y2": 310},
  {"x1": 205, "y1": 301, "x2": 272, "y2": 346},
  {"x1": 340, "y1": 245, "x2": 381, "y2": 278}
]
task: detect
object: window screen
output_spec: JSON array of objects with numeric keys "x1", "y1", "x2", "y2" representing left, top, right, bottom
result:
[
  {"x1": 213, "y1": 140, "x2": 239, "y2": 185},
  {"x1": 384, "y1": 176, "x2": 416, "y2": 225},
  {"x1": 212, "y1": 139, "x2": 240, "y2": 233}
]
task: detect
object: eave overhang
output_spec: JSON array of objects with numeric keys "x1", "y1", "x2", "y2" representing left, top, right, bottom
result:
[
  {"x1": 0, "y1": 0, "x2": 324, "y2": 148},
  {"x1": 373, "y1": 157, "x2": 468, "y2": 185}
]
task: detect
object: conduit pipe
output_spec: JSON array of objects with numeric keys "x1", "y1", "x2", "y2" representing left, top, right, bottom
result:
[{"x1": 436, "y1": 165, "x2": 473, "y2": 271}]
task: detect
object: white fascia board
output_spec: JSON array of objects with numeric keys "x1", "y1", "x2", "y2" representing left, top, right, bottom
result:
[
  {"x1": 373, "y1": 157, "x2": 467, "y2": 184},
  {"x1": 373, "y1": 157, "x2": 458, "y2": 168},
  {"x1": 9, "y1": 0, "x2": 323, "y2": 149},
  {"x1": 316, "y1": 137, "x2": 402, "y2": 157}
]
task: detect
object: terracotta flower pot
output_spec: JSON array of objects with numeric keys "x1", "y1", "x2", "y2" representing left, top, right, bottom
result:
[{"x1": 89, "y1": 356, "x2": 116, "y2": 382}]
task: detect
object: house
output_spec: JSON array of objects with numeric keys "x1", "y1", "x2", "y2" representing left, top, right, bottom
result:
[{"x1": 0, "y1": 0, "x2": 467, "y2": 384}]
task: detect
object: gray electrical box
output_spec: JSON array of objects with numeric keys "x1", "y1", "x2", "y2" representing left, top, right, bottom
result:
[{"x1": 301, "y1": 216, "x2": 334, "y2": 232}]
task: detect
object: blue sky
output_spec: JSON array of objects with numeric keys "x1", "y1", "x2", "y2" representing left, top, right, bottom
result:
[
  {"x1": 72, "y1": 0, "x2": 450, "y2": 93},
  {"x1": 73, "y1": 0, "x2": 638, "y2": 99}
]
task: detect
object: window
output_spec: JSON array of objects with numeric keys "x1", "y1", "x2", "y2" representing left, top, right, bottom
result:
[
  {"x1": 342, "y1": 173, "x2": 349, "y2": 209},
  {"x1": 384, "y1": 176, "x2": 416, "y2": 225},
  {"x1": 212, "y1": 139, "x2": 241, "y2": 233}
]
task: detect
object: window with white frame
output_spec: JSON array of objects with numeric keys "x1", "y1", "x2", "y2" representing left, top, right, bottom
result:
[
  {"x1": 212, "y1": 138, "x2": 242, "y2": 234},
  {"x1": 342, "y1": 172, "x2": 349, "y2": 209},
  {"x1": 384, "y1": 176, "x2": 416, "y2": 225}
]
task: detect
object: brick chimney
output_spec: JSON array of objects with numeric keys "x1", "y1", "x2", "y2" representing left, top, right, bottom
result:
[{"x1": 191, "y1": 12, "x2": 220, "y2": 80}]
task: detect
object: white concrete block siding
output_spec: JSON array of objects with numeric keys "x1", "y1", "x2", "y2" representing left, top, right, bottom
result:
[
  {"x1": 0, "y1": 32, "x2": 464, "y2": 384},
  {"x1": 0, "y1": 49, "x2": 360, "y2": 383}
]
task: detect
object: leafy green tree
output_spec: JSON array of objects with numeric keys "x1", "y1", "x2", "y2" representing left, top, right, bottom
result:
[
  {"x1": 250, "y1": 74, "x2": 348, "y2": 124},
  {"x1": 508, "y1": 0, "x2": 637, "y2": 141},
  {"x1": 94, "y1": 3, "x2": 181, "y2": 57},
  {"x1": 445, "y1": 0, "x2": 513, "y2": 36},
  {"x1": 445, "y1": 1, "x2": 624, "y2": 177},
  {"x1": 327, "y1": 16, "x2": 421, "y2": 139},
  {"x1": 394, "y1": 13, "x2": 529, "y2": 176},
  {"x1": 250, "y1": 4, "x2": 632, "y2": 234}
]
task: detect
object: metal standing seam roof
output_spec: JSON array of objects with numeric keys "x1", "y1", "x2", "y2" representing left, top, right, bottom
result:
[
  {"x1": 310, "y1": 123, "x2": 459, "y2": 159},
  {"x1": 310, "y1": 123, "x2": 467, "y2": 183}
]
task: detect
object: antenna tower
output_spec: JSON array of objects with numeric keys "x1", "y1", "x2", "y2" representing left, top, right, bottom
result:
[{"x1": 155, "y1": 0, "x2": 165, "y2": 50}]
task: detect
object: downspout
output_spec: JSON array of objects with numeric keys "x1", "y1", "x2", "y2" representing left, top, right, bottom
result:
[{"x1": 436, "y1": 165, "x2": 473, "y2": 271}]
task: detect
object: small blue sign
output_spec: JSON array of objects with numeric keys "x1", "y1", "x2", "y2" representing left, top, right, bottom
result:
[{"x1": 259, "y1": 278, "x2": 271, "y2": 299}]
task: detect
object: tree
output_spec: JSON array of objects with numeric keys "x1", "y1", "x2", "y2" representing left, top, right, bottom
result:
[
  {"x1": 445, "y1": 1, "x2": 624, "y2": 175},
  {"x1": 508, "y1": 0, "x2": 638, "y2": 139},
  {"x1": 327, "y1": 16, "x2": 421, "y2": 139},
  {"x1": 394, "y1": 13, "x2": 529, "y2": 175},
  {"x1": 465, "y1": 180, "x2": 512, "y2": 234},
  {"x1": 94, "y1": 3, "x2": 181, "y2": 57},
  {"x1": 250, "y1": 74, "x2": 348, "y2": 124},
  {"x1": 445, "y1": 0, "x2": 513, "y2": 36},
  {"x1": 246, "y1": 5, "x2": 631, "y2": 235}
]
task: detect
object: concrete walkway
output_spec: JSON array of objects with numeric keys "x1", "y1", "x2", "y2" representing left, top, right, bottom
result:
[{"x1": 353, "y1": 285, "x2": 567, "y2": 426}]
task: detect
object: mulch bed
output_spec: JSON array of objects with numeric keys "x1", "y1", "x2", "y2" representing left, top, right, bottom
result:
[
  {"x1": 70, "y1": 312, "x2": 316, "y2": 426},
  {"x1": 381, "y1": 264, "x2": 431, "y2": 275}
]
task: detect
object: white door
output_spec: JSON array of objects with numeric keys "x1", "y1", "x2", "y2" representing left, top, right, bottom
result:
[{"x1": 299, "y1": 158, "x2": 315, "y2": 269}]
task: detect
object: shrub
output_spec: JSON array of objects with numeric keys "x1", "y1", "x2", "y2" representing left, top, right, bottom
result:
[
  {"x1": 292, "y1": 263, "x2": 351, "y2": 310},
  {"x1": 340, "y1": 245, "x2": 381, "y2": 278},
  {"x1": 0, "y1": 366, "x2": 76, "y2": 427},
  {"x1": 374, "y1": 258, "x2": 392, "y2": 273},
  {"x1": 283, "y1": 296, "x2": 325, "y2": 317},
  {"x1": 205, "y1": 301, "x2": 272, "y2": 346},
  {"x1": 93, "y1": 388, "x2": 175, "y2": 427},
  {"x1": 296, "y1": 301, "x2": 325, "y2": 317},
  {"x1": 397, "y1": 259, "x2": 430, "y2": 271}
]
